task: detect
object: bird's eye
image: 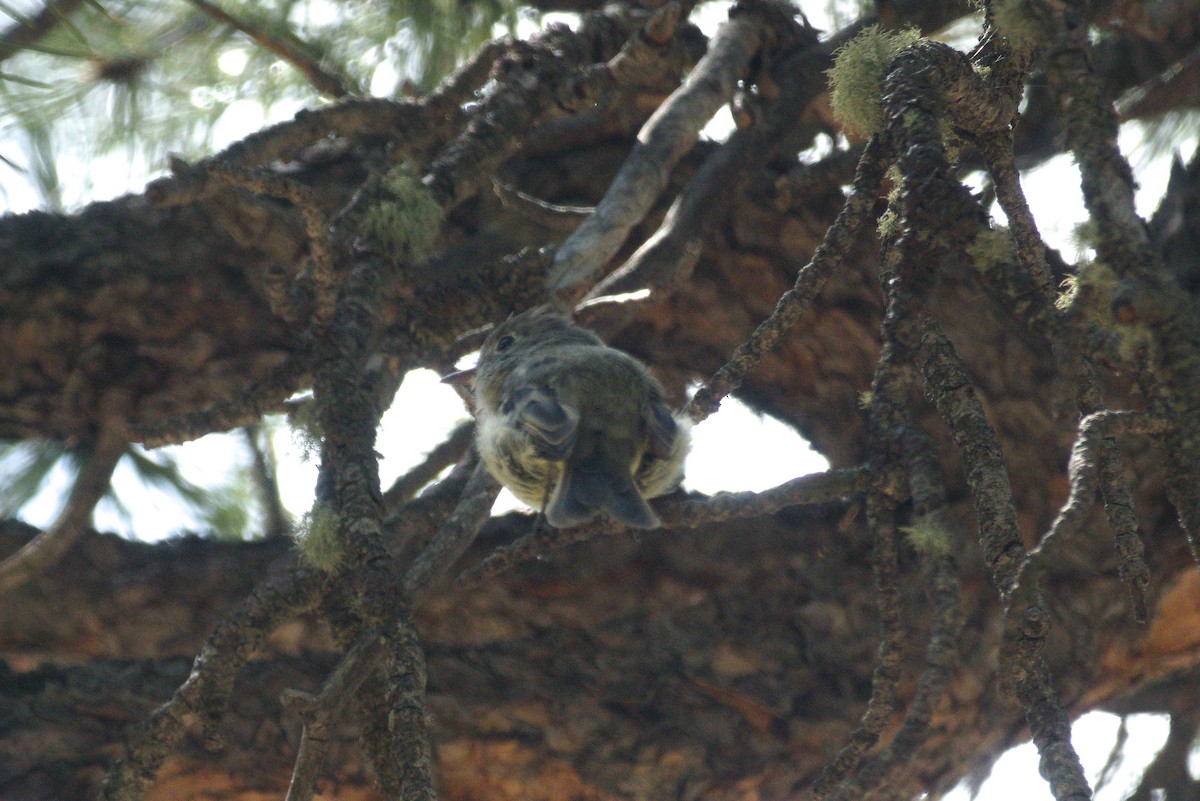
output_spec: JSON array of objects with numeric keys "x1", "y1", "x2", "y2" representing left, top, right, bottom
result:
[{"x1": 496, "y1": 334, "x2": 515, "y2": 351}]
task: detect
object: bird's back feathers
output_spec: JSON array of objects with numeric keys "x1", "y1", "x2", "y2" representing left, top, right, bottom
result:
[{"x1": 473, "y1": 310, "x2": 688, "y2": 529}]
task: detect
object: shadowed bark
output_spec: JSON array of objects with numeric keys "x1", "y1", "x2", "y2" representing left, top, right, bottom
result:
[{"x1": 3, "y1": 0, "x2": 1200, "y2": 799}]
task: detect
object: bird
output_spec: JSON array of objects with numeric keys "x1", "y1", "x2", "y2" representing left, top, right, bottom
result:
[{"x1": 448, "y1": 308, "x2": 690, "y2": 529}]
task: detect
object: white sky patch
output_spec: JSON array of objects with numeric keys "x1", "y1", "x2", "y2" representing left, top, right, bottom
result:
[
  {"x1": 217, "y1": 49, "x2": 249, "y2": 77},
  {"x1": 274, "y1": 369, "x2": 472, "y2": 521},
  {"x1": 946, "y1": 712, "x2": 1169, "y2": 801},
  {"x1": 683, "y1": 394, "x2": 827, "y2": 493},
  {"x1": 371, "y1": 60, "x2": 401, "y2": 97},
  {"x1": 486, "y1": 393, "x2": 829, "y2": 518}
]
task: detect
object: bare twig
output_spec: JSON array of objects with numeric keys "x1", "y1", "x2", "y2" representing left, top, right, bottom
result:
[
  {"x1": 548, "y1": 3, "x2": 770, "y2": 298},
  {"x1": 135, "y1": 347, "x2": 311, "y2": 447},
  {"x1": 826, "y1": 428, "x2": 962, "y2": 800},
  {"x1": 383, "y1": 420, "x2": 474, "y2": 509},
  {"x1": 1039, "y1": 0, "x2": 1200, "y2": 564},
  {"x1": 978, "y1": 116, "x2": 1155, "y2": 623},
  {"x1": 914, "y1": 311, "x2": 1091, "y2": 801},
  {"x1": 588, "y1": 20, "x2": 824, "y2": 300},
  {"x1": 811, "y1": 299, "x2": 910, "y2": 798},
  {"x1": 0, "y1": 419, "x2": 126, "y2": 595},
  {"x1": 686, "y1": 136, "x2": 889, "y2": 423},
  {"x1": 281, "y1": 636, "x2": 382, "y2": 801},
  {"x1": 186, "y1": 0, "x2": 354, "y2": 98},
  {"x1": 402, "y1": 461, "x2": 499, "y2": 600},
  {"x1": 491, "y1": 179, "x2": 593, "y2": 233},
  {"x1": 243, "y1": 423, "x2": 290, "y2": 539},
  {"x1": 100, "y1": 567, "x2": 325, "y2": 801},
  {"x1": 384, "y1": 616, "x2": 436, "y2": 801},
  {"x1": 1022, "y1": 411, "x2": 1169, "y2": 620},
  {"x1": 459, "y1": 467, "x2": 867, "y2": 587}
]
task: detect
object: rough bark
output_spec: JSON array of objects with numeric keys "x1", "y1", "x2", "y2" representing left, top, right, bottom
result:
[{"x1": 3, "y1": 0, "x2": 1200, "y2": 800}]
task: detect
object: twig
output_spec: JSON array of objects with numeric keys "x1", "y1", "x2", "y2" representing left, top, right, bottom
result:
[
  {"x1": 207, "y1": 162, "x2": 338, "y2": 324},
  {"x1": 382, "y1": 616, "x2": 436, "y2": 801},
  {"x1": 459, "y1": 466, "x2": 867, "y2": 587},
  {"x1": 387, "y1": 454, "x2": 479, "y2": 564},
  {"x1": 491, "y1": 179, "x2": 593, "y2": 233},
  {"x1": 685, "y1": 136, "x2": 889, "y2": 423},
  {"x1": 186, "y1": 0, "x2": 354, "y2": 98},
  {"x1": 811, "y1": 298, "x2": 910, "y2": 799},
  {"x1": 1039, "y1": 0, "x2": 1200, "y2": 565},
  {"x1": 424, "y1": 2, "x2": 692, "y2": 210},
  {"x1": 243, "y1": 423, "x2": 290, "y2": 539},
  {"x1": 134, "y1": 347, "x2": 311, "y2": 447},
  {"x1": 281, "y1": 636, "x2": 382, "y2": 801},
  {"x1": 1116, "y1": 42, "x2": 1200, "y2": 120},
  {"x1": 973, "y1": 130, "x2": 1062, "y2": 341},
  {"x1": 100, "y1": 567, "x2": 325, "y2": 801},
  {"x1": 547, "y1": 2, "x2": 770, "y2": 298},
  {"x1": 913, "y1": 311, "x2": 1091, "y2": 801},
  {"x1": 587, "y1": 19, "x2": 823, "y2": 299},
  {"x1": 402, "y1": 461, "x2": 499, "y2": 599},
  {"x1": 825, "y1": 428, "x2": 962, "y2": 800},
  {"x1": 383, "y1": 420, "x2": 474, "y2": 509},
  {"x1": 1021, "y1": 411, "x2": 1168, "y2": 621},
  {"x1": 978, "y1": 116, "x2": 1154, "y2": 623},
  {"x1": 0, "y1": 418, "x2": 126, "y2": 595}
]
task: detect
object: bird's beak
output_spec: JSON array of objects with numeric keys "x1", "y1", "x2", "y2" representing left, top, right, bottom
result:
[{"x1": 441, "y1": 367, "x2": 477, "y2": 389}]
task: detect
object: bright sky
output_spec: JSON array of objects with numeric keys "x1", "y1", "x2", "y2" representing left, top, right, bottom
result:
[{"x1": 2, "y1": 1, "x2": 1197, "y2": 796}]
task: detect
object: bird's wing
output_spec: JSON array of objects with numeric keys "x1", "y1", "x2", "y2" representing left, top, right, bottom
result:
[
  {"x1": 643, "y1": 386, "x2": 679, "y2": 459},
  {"x1": 504, "y1": 384, "x2": 580, "y2": 461}
]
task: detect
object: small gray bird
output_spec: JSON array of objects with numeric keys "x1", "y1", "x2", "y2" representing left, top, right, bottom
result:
[{"x1": 453, "y1": 309, "x2": 690, "y2": 529}]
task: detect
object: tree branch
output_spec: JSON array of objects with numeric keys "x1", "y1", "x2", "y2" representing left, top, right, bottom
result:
[
  {"x1": 0, "y1": 418, "x2": 126, "y2": 595},
  {"x1": 548, "y1": 0, "x2": 772, "y2": 298},
  {"x1": 459, "y1": 466, "x2": 868, "y2": 586}
]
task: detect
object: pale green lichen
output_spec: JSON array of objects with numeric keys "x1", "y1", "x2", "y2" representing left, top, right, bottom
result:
[
  {"x1": 288, "y1": 398, "x2": 323, "y2": 462},
  {"x1": 1059, "y1": 261, "x2": 1154, "y2": 362},
  {"x1": 966, "y1": 225, "x2": 1017, "y2": 274},
  {"x1": 877, "y1": 207, "x2": 900, "y2": 239},
  {"x1": 294, "y1": 503, "x2": 342, "y2": 571},
  {"x1": 357, "y1": 167, "x2": 444, "y2": 264},
  {"x1": 902, "y1": 516, "x2": 954, "y2": 557},
  {"x1": 1055, "y1": 273, "x2": 1079, "y2": 312},
  {"x1": 991, "y1": 0, "x2": 1043, "y2": 55},
  {"x1": 828, "y1": 25, "x2": 923, "y2": 137},
  {"x1": 1071, "y1": 220, "x2": 1100, "y2": 253}
]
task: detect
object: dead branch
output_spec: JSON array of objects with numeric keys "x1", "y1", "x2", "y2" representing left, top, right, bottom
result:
[
  {"x1": 281, "y1": 636, "x2": 382, "y2": 801},
  {"x1": 686, "y1": 135, "x2": 889, "y2": 423},
  {"x1": 548, "y1": 0, "x2": 773, "y2": 298},
  {"x1": 459, "y1": 466, "x2": 868, "y2": 587},
  {"x1": 382, "y1": 420, "x2": 474, "y2": 508},
  {"x1": 100, "y1": 567, "x2": 325, "y2": 801},
  {"x1": 0, "y1": 417, "x2": 126, "y2": 595}
]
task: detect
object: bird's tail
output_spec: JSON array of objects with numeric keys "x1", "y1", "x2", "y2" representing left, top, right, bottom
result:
[{"x1": 545, "y1": 454, "x2": 660, "y2": 529}]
